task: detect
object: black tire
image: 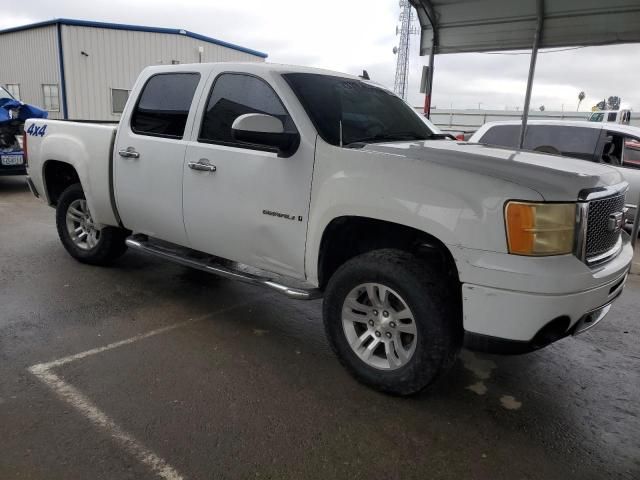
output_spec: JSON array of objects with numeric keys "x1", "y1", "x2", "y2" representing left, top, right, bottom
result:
[
  {"x1": 56, "y1": 183, "x2": 128, "y2": 265},
  {"x1": 323, "y1": 249, "x2": 461, "y2": 396}
]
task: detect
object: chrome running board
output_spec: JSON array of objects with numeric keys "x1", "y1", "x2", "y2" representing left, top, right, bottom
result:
[{"x1": 125, "y1": 235, "x2": 322, "y2": 300}]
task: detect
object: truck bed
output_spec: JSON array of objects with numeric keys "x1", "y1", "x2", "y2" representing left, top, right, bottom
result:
[{"x1": 25, "y1": 119, "x2": 120, "y2": 227}]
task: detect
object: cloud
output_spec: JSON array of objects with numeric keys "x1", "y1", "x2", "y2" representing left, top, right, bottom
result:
[{"x1": 1, "y1": 0, "x2": 638, "y2": 112}]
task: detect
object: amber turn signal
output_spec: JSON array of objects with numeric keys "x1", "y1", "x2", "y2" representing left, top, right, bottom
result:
[{"x1": 505, "y1": 202, "x2": 576, "y2": 256}]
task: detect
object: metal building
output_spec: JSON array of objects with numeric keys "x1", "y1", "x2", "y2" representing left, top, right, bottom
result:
[{"x1": 0, "y1": 18, "x2": 267, "y2": 121}]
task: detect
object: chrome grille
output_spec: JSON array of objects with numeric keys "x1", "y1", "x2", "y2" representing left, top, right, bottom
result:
[{"x1": 585, "y1": 193, "x2": 625, "y2": 259}]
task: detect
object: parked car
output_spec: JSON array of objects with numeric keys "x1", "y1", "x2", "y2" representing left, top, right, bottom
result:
[
  {"x1": 469, "y1": 120, "x2": 640, "y2": 224},
  {"x1": 0, "y1": 85, "x2": 47, "y2": 175},
  {"x1": 24, "y1": 63, "x2": 632, "y2": 395}
]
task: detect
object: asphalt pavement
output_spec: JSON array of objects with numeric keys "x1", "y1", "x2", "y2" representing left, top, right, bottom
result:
[{"x1": 1, "y1": 175, "x2": 639, "y2": 479}]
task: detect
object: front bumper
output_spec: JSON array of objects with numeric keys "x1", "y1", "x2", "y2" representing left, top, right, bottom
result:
[{"x1": 454, "y1": 232, "x2": 632, "y2": 352}]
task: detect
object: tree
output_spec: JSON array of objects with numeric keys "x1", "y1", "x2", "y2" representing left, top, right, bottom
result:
[
  {"x1": 539, "y1": 105, "x2": 545, "y2": 111},
  {"x1": 577, "y1": 91, "x2": 585, "y2": 111},
  {"x1": 607, "y1": 96, "x2": 621, "y2": 111}
]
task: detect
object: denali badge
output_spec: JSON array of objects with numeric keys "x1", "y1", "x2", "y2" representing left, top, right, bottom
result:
[{"x1": 607, "y1": 212, "x2": 624, "y2": 233}]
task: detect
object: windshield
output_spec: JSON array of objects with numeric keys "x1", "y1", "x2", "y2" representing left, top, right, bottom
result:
[
  {"x1": 283, "y1": 73, "x2": 435, "y2": 147},
  {"x1": 589, "y1": 112, "x2": 604, "y2": 122},
  {"x1": 0, "y1": 86, "x2": 15, "y2": 101}
]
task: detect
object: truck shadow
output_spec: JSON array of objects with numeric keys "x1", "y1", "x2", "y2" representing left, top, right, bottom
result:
[{"x1": 0, "y1": 176, "x2": 29, "y2": 195}]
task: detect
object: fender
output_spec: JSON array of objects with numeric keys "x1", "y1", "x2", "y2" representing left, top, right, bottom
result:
[
  {"x1": 304, "y1": 140, "x2": 544, "y2": 286},
  {"x1": 33, "y1": 121, "x2": 120, "y2": 228}
]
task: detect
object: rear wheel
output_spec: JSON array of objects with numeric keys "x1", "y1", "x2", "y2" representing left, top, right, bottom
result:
[
  {"x1": 56, "y1": 183, "x2": 128, "y2": 265},
  {"x1": 323, "y1": 249, "x2": 461, "y2": 395}
]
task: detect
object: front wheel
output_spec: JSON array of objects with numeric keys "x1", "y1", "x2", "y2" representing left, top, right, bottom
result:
[
  {"x1": 323, "y1": 249, "x2": 461, "y2": 396},
  {"x1": 56, "y1": 183, "x2": 128, "y2": 265}
]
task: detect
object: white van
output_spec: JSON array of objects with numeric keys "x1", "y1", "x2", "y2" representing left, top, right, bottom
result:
[
  {"x1": 470, "y1": 120, "x2": 640, "y2": 225},
  {"x1": 588, "y1": 110, "x2": 632, "y2": 125}
]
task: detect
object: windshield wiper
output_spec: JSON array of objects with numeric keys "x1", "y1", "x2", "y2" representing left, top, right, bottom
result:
[{"x1": 344, "y1": 133, "x2": 426, "y2": 148}]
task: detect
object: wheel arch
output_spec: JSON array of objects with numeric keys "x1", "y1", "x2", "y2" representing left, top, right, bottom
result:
[
  {"x1": 316, "y1": 216, "x2": 460, "y2": 290},
  {"x1": 42, "y1": 159, "x2": 82, "y2": 206}
]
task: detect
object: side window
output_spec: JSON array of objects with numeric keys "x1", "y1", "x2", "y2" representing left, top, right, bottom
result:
[
  {"x1": 525, "y1": 126, "x2": 599, "y2": 160},
  {"x1": 601, "y1": 133, "x2": 625, "y2": 166},
  {"x1": 5, "y1": 84, "x2": 20, "y2": 100},
  {"x1": 623, "y1": 137, "x2": 640, "y2": 169},
  {"x1": 131, "y1": 73, "x2": 200, "y2": 139},
  {"x1": 608, "y1": 112, "x2": 617, "y2": 122},
  {"x1": 199, "y1": 73, "x2": 296, "y2": 146},
  {"x1": 479, "y1": 125, "x2": 519, "y2": 148},
  {"x1": 111, "y1": 88, "x2": 130, "y2": 114},
  {"x1": 42, "y1": 84, "x2": 60, "y2": 112}
]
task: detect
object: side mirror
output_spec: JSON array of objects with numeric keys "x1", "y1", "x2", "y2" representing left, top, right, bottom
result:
[{"x1": 231, "y1": 113, "x2": 299, "y2": 155}]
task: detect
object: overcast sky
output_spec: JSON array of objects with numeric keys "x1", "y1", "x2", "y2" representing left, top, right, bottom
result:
[{"x1": 2, "y1": 0, "x2": 638, "y2": 112}]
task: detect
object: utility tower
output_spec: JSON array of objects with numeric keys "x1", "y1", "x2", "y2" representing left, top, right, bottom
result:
[{"x1": 393, "y1": 0, "x2": 419, "y2": 100}]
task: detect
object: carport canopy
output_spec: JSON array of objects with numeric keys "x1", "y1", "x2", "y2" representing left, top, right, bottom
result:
[
  {"x1": 409, "y1": 0, "x2": 640, "y2": 146},
  {"x1": 410, "y1": 0, "x2": 640, "y2": 55}
]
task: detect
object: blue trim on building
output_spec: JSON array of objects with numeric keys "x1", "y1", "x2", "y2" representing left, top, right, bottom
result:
[
  {"x1": 55, "y1": 23, "x2": 69, "y2": 119},
  {"x1": 0, "y1": 18, "x2": 268, "y2": 58}
]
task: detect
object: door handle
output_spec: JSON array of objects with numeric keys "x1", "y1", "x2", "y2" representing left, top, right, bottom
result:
[
  {"x1": 118, "y1": 147, "x2": 140, "y2": 159},
  {"x1": 188, "y1": 159, "x2": 217, "y2": 172}
]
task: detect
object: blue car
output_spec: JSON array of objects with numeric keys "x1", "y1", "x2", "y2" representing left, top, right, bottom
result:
[{"x1": 0, "y1": 86, "x2": 47, "y2": 175}]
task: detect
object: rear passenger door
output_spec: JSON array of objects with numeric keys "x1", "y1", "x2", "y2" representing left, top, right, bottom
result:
[{"x1": 114, "y1": 72, "x2": 202, "y2": 245}]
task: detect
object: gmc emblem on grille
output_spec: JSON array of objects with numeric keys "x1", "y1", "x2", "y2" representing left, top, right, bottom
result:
[{"x1": 607, "y1": 212, "x2": 624, "y2": 232}]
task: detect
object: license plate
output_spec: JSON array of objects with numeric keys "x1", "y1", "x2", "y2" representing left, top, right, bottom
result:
[{"x1": 1, "y1": 155, "x2": 23, "y2": 166}]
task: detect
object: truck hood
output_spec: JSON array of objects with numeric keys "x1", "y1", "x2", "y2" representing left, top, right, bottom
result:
[{"x1": 365, "y1": 140, "x2": 625, "y2": 201}]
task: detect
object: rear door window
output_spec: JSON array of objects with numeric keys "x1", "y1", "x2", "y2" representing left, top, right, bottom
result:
[
  {"x1": 131, "y1": 73, "x2": 200, "y2": 139},
  {"x1": 524, "y1": 126, "x2": 599, "y2": 159},
  {"x1": 480, "y1": 125, "x2": 599, "y2": 160},
  {"x1": 479, "y1": 125, "x2": 520, "y2": 148}
]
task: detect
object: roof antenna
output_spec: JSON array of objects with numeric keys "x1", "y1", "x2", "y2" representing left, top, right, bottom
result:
[{"x1": 359, "y1": 70, "x2": 370, "y2": 80}]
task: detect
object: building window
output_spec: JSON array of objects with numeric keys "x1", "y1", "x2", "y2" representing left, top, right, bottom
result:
[
  {"x1": 42, "y1": 84, "x2": 60, "y2": 112},
  {"x1": 111, "y1": 88, "x2": 130, "y2": 114},
  {"x1": 5, "y1": 84, "x2": 20, "y2": 100}
]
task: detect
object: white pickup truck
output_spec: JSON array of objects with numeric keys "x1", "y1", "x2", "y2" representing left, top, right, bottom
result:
[{"x1": 25, "y1": 63, "x2": 633, "y2": 395}]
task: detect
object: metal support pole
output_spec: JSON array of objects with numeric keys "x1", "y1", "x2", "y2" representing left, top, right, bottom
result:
[
  {"x1": 419, "y1": 0, "x2": 437, "y2": 118},
  {"x1": 424, "y1": 42, "x2": 435, "y2": 117},
  {"x1": 518, "y1": 0, "x2": 544, "y2": 149}
]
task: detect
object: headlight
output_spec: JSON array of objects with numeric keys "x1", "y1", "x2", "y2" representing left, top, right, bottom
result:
[{"x1": 505, "y1": 202, "x2": 576, "y2": 256}]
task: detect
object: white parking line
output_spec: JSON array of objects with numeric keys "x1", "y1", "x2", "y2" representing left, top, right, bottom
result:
[
  {"x1": 34, "y1": 317, "x2": 202, "y2": 371},
  {"x1": 28, "y1": 295, "x2": 272, "y2": 480},
  {"x1": 29, "y1": 365, "x2": 184, "y2": 480}
]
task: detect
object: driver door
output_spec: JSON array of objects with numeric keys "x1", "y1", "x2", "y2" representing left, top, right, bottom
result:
[{"x1": 182, "y1": 72, "x2": 315, "y2": 279}]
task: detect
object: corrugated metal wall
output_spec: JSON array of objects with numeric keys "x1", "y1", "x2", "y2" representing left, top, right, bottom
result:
[
  {"x1": 0, "y1": 25, "x2": 63, "y2": 119},
  {"x1": 61, "y1": 25, "x2": 265, "y2": 120}
]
